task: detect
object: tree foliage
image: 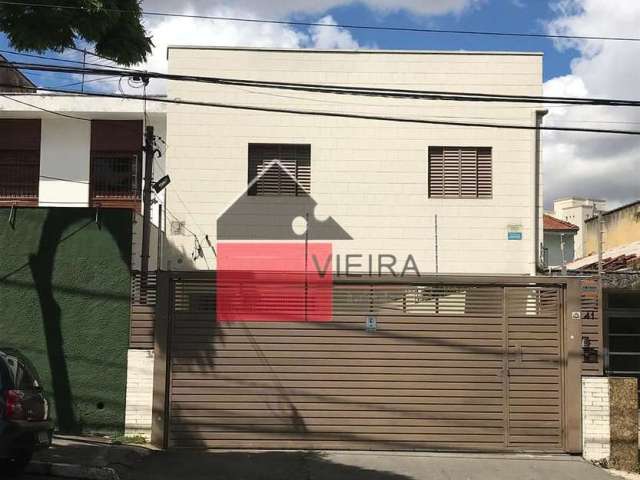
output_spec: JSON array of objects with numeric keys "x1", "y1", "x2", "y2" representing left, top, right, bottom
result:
[{"x1": 0, "y1": 0, "x2": 153, "y2": 66}]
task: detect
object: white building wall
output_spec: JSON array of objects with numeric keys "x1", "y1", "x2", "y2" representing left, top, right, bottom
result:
[
  {"x1": 582, "y1": 377, "x2": 610, "y2": 462},
  {"x1": 124, "y1": 349, "x2": 155, "y2": 440},
  {"x1": 38, "y1": 118, "x2": 91, "y2": 207},
  {"x1": 164, "y1": 48, "x2": 544, "y2": 275},
  {"x1": 552, "y1": 197, "x2": 607, "y2": 259}
]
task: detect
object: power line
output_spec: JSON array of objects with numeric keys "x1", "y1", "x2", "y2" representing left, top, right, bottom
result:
[
  {"x1": 2, "y1": 82, "x2": 640, "y2": 136},
  {"x1": 0, "y1": 48, "x2": 138, "y2": 71},
  {"x1": 3, "y1": 60, "x2": 640, "y2": 108},
  {"x1": 1, "y1": 0, "x2": 640, "y2": 43},
  {"x1": 0, "y1": 93, "x2": 91, "y2": 121}
]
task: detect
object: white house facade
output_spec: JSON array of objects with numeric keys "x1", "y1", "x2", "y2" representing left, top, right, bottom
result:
[{"x1": 163, "y1": 47, "x2": 545, "y2": 275}]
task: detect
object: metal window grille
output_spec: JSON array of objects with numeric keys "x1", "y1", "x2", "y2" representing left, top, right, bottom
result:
[
  {"x1": 0, "y1": 150, "x2": 39, "y2": 199},
  {"x1": 91, "y1": 153, "x2": 141, "y2": 199},
  {"x1": 428, "y1": 147, "x2": 492, "y2": 199},
  {"x1": 248, "y1": 144, "x2": 311, "y2": 196}
]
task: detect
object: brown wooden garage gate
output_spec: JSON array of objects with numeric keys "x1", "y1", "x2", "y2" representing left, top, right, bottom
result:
[{"x1": 155, "y1": 275, "x2": 580, "y2": 452}]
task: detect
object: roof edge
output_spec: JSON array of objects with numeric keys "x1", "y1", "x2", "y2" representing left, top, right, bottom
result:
[{"x1": 167, "y1": 46, "x2": 544, "y2": 56}]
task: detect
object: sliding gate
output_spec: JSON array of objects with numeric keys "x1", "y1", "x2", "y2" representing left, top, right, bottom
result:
[{"x1": 162, "y1": 275, "x2": 571, "y2": 452}]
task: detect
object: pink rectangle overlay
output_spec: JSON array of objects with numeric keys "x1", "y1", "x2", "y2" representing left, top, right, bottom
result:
[{"x1": 217, "y1": 242, "x2": 333, "y2": 322}]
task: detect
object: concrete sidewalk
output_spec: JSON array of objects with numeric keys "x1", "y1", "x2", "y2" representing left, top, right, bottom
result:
[
  {"x1": 128, "y1": 450, "x2": 619, "y2": 480},
  {"x1": 28, "y1": 436, "x2": 152, "y2": 479}
]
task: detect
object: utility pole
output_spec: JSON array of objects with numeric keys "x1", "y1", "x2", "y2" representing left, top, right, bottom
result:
[{"x1": 140, "y1": 125, "x2": 155, "y2": 286}]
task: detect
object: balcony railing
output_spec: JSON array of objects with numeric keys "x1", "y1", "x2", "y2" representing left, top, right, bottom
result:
[
  {"x1": 90, "y1": 153, "x2": 141, "y2": 209},
  {"x1": 0, "y1": 150, "x2": 39, "y2": 205}
]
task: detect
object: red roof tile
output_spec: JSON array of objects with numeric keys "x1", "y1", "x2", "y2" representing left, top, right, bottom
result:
[{"x1": 544, "y1": 214, "x2": 579, "y2": 231}]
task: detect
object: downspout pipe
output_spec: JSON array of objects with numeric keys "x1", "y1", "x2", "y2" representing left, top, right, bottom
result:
[{"x1": 534, "y1": 109, "x2": 548, "y2": 274}]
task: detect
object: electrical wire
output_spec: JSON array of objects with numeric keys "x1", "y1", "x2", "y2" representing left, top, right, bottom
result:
[
  {"x1": 1, "y1": 0, "x2": 640, "y2": 43},
  {"x1": 2, "y1": 82, "x2": 639, "y2": 136},
  {"x1": 0, "y1": 48, "x2": 138, "y2": 71},
  {"x1": 0, "y1": 93, "x2": 91, "y2": 121},
  {"x1": 3, "y1": 60, "x2": 640, "y2": 108}
]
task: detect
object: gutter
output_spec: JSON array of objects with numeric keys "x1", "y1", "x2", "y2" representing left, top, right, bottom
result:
[{"x1": 534, "y1": 109, "x2": 548, "y2": 274}]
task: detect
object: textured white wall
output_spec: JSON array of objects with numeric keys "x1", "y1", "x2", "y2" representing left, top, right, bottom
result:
[
  {"x1": 124, "y1": 349, "x2": 155, "y2": 440},
  {"x1": 164, "y1": 48, "x2": 543, "y2": 275},
  {"x1": 582, "y1": 377, "x2": 610, "y2": 461},
  {"x1": 38, "y1": 118, "x2": 91, "y2": 207}
]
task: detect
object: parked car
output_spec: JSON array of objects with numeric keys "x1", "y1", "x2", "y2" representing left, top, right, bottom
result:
[{"x1": 0, "y1": 348, "x2": 53, "y2": 474}]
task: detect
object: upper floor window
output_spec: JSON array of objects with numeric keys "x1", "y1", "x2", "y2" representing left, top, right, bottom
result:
[
  {"x1": 90, "y1": 120, "x2": 143, "y2": 209},
  {"x1": 0, "y1": 119, "x2": 41, "y2": 205},
  {"x1": 428, "y1": 146, "x2": 492, "y2": 199},
  {"x1": 248, "y1": 144, "x2": 311, "y2": 196}
]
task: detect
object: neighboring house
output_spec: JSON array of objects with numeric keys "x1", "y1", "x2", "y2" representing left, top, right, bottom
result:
[
  {"x1": 162, "y1": 47, "x2": 546, "y2": 275},
  {"x1": 0, "y1": 53, "x2": 36, "y2": 92},
  {"x1": 551, "y1": 197, "x2": 607, "y2": 259},
  {"x1": 0, "y1": 91, "x2": 166, "y2": 436},
  {"x1": 566, "y1": 200, "x2": 640, "y2": 388},
  {"x1": 543, "y1": 213, "x2": 578, "y2": 268},
  {"x1": 582, "y1": 199, "x2": 640, "y2": 257}
]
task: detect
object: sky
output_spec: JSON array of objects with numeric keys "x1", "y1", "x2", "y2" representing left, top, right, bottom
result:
[{"x1": 1, "y1": 0, "x2": 639, "y2": 209}]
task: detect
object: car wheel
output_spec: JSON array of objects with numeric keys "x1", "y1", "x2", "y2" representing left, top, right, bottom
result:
[{"x1": 1, "y1": 450, "x2": 33, "y2": 477}]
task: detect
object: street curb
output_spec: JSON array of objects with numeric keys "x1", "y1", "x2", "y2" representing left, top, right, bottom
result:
[{"x1": 25, "y1": 461, "x2": 119, "y2": 480}]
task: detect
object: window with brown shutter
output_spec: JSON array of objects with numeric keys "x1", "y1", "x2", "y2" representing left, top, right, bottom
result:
[
  {"x1": 0, "y1": 119, "x2": 41, "y2": 205},
  {"x1": 90, "y1": 120, "x2": 143, "y2": 209},
  {"x1": 248, "y1": 144, "x2": 311, "y2": 196},
  {"x1": 428, "y1": 146, "x2": 492, "y2": 199}
]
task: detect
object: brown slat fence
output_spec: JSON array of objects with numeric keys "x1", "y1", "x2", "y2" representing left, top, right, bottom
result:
[{"x1": 165, "y1": 275, "x2": 566, "y2": 452}]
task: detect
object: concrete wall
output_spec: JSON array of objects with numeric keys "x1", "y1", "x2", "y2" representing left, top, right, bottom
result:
[
  {"x1": 0, "y1": 207, "x2": 132, "y2": 436},
  {"x1": 164, "y1": 48, "x2": 544, "y2": 275},
  {"x1": 584, "y1": 202, "x2": 640, "y2": 256},
  {"x1": 124, "y1": 350, "x2": 154, "y2": 440},
  {"x1": 544, "y1": 231, "x2": 575, "y2": 267},
  {"x1": 39, "y1": 118, "x2": 91, "y2": 207},
  {"x1": 552, "y1": 198, "x2": 605, "y2": 259},
  {"x1": 582, "y1": 377, "x2": 610, "y2": 461},
  {"x1": 582, "y1": 377, "x2": 639, "y2": 470}
]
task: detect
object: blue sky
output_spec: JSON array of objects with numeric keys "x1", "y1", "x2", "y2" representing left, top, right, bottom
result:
[
  {"x1": 294, "y1": 1, "x2": 576, "y2": 81},
  {"x1": 1, "y1": 0, "x2": 639, "y2": 206},
  {"x1": 2, "y1": 1, "x2": 577, "y2": 87}
]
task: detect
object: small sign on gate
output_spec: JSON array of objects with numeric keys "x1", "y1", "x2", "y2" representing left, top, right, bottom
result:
[{"x1": 366, "y1": 315, "x2": 377, "y2": 332}]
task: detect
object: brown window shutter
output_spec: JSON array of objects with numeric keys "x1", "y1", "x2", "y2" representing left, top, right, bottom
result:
[
  {"x1": 248, "y1": 144, "x2": 311, "y2": 196},
  {"x1": 0, "y1": 119, "x2": 41, "y2": 201},
  {"x1": 477, "y1": 147, "x2": 492, "y2": 198},
  {"x1": 429, "y1": 146, "x2": 492, "y2": 199},
  {"x1": 428, "y1": 147, "x2": 444, "y2": 198}
]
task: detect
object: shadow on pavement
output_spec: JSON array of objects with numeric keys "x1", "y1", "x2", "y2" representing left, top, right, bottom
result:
[{"x1": 129, "y1": 450, "x2": 412, "y2": 480}]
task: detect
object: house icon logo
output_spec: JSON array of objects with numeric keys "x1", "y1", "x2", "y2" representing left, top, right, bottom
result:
[
  {"x1": 217, "y1": 159, "x2": 351, "y2": 241},
  {"x1": 216, "y1": 160, "x2": 351, "y2": 322}
]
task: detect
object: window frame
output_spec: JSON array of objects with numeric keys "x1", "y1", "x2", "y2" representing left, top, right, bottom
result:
[
  {"x1": 0, "y1": 119, "x2": 41, "y2": 206},
  {"x1": 247, "y1": 143, "x2": 311, "y2": 197},
  {"x1": 89, "y1": 120, "x2": 143, "y2": 210},
  {"x1": 428, "y1": 146, "x2": 493, "y2": 199}
]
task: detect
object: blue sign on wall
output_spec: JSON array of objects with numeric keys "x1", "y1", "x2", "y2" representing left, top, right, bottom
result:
[{"x1": 508, "y1": 232, "x2": 523, "y2": 241}]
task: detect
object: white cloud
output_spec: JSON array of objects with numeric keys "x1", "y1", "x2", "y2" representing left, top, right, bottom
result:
[
  {"x1": 143, "y1": 0, "x2": 479, "y2": 17},
  {"x1": 110, "y1": 1, "x2": 373, "y2": 94},
  {"x1": 107, "y1": 0, "x2": 478, "y2": 93},
  {"x1": 308, "y1": 15, "x2": 361, "y2": 49},
  {"x1": 543, "y1": 0, "x2": 640, "y2": 208}
]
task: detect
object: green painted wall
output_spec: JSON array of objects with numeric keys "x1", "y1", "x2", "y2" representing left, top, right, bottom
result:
[{"x1": 0, "y1": 208, "x2": 132, "y2": 436}]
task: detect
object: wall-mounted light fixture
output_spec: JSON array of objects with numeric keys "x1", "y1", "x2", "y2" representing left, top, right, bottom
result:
[{"x1": 152, "y1": 175, "x2": 171, "y2": 194}]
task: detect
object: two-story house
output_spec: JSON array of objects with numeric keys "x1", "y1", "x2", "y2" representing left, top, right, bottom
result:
[
  {"x1": 162, "y1": 47, "x2": 545, "y2": 276},
  {"x1": 1, "y1": 50, "x2": 594, "y2": 455},
  {"x1": 0, "y1": 91, "x2": 166, "y2": 437}
]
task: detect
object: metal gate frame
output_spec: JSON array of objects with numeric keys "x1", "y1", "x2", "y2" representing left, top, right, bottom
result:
[{"x1": 150, "y1": 273, "x2": 583, "y2": 453}]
